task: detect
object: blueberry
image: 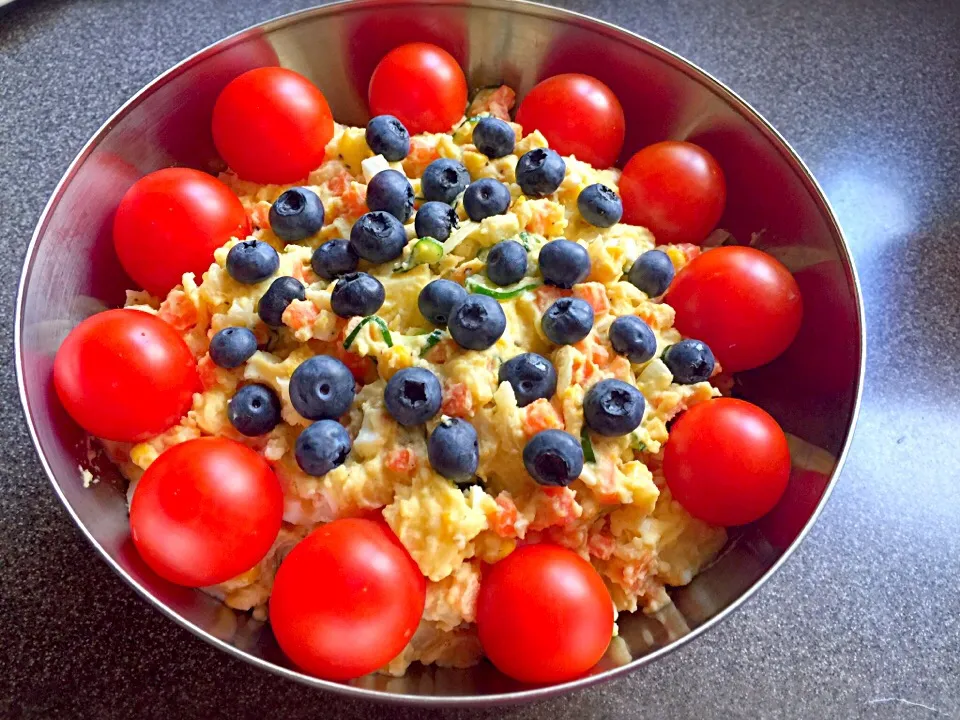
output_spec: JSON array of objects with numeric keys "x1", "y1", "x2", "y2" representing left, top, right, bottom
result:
[
  {"x1": 330, "y1": 272, "x2": 385, "y2": 318},
  {"x1": 311, "y1": 238, "x2": 359, "y2": 280},
  {"x1": 486, "y1": 240, "x2": 528, "y2": 286},
  {"x1": 295, "y1": 420, "x2": 352, "y2": 476},
  {"x1": 269, "y1": 187, "x2": 325, "y2": 242},
  {"x1": 538, "y1": 239, "x2": 591, "y2": 289},
  {"x1": 541, "y1": 297, "x2": 594, "y2": 345},
  {"x1": 366, "y1": 169, "x2": 414, "y2": 223},
  {"x1": 226, "y1": 240, "x2": 280, "y2": 285},
  {"x1": 522, "y1": 429, "x2": 583, "y2": 486},
  {"x1": 609, "y1": 316, "x2": 657, "y2": 364},
  {"x1": 463, "y1": 178, "x2": 511, "y2": 222},
  {"x1": 418, "y1": 279, "x2": 468, "y2": 327},
  {"x1": 289, "y1": 355, "x2": 356, "y2": 420},
  {"x1": 515, "y1": 148, "x2": 566, "y2": 197},
  {"x1": 414, "y1": 201, "x2": 459, "y2": 242},
  {"x1": 349, "y1": 211, "x2": 408, "y2": 264},
  {"x1": 421, "y1": 159, "x2": 470, "y2": 204},
  {"x1": 628, "y1": 249, "x2": 675, "y2": 297},
  {"x1": 472, "y1": 117, "x2": 516, "y2": 158},
  {"x1": 209, "y1": 326, "x2": 258, "y2": 368},
  {"x1": 384, "y1": 367, "x2": 442, "y2": 426},
  {"x1": 448, "y1": 294, "x2": 507, "y2": 350},
  {"x1": 498, "y1": 352, "x2": 557, "y2": 407},
  {"x1": 365, "y1": 115, "x2": 410, "y2": 162},
  {"x1": 258, "y1": 276, "x2": 305, "y2": 327},
  {"x1": 228, "y1": 384, "x2": 282, "y2": 436},
  {"x1": 578, "y1": 183, "x2": 623, "y2": 228},
  {"x1": 663, "y1": 339, "x2": 716, "y2": 385},
  {"x1": 428, "y1": 417, "x2": 479, "y2": 482},
  {"x1": 583, "y1": 379, "x2": 645, "y2": 437}
]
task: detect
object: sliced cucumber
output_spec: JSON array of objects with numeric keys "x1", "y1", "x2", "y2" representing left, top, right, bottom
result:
[
  {"x1": 465, "y1": 275, "x2": 542, "y2": 300},
  {"x1": 581, "y1": 427, "x2": 596, "y2": 463},
  {"x1": 393, "y1": 237, "x2": 444, "y2": 273},
  {"x1": 343, "y1": 316, "x2": 393, "y2": 349}
]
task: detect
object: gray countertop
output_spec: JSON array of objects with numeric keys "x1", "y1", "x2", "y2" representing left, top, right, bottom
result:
[{"x1": 2, "y1": 0, "x2": 958, "y2": 718}]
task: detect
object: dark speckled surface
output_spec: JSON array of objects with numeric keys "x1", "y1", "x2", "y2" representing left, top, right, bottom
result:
[{"x1": 2, "y1": 0, "x2": 958, "y2": 718}]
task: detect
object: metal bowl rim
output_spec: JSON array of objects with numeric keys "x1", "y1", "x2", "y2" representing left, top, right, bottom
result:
[{"x1": 14, "y1": 0, "x2": 866, "y2": 707}]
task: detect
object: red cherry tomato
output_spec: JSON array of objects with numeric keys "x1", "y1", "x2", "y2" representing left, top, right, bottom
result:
[
  {"x1": 113, "y1": 168, "x2": 249, "y2": 297},
  {"x1": 515, "y1": 74, "x2": 625, "y2": 169},
  {"x1": 476, "y1": 544, "x2": 613, "y2": 684},
  {"x1": 129, "y1": 437, "x2": 283, "y2": 587},
  {"x1": 663, "y1": 398, "x2": 791, "y2": 527},
  {"x1": 368, "y1": 43, "x2": 468, "y2": 135},
  {"x1": 270, "y1": 519, "x2": 426, "y2": 680},
  {"x1": 620, "y1": 141, "x2": 726, "y2": 245},
  {"x1": 212, "y1": 67, "x2": 334, "y2": 184},
  {"x1": 53, "y1": 309, "x2": 199, "y2": 442},
  {"x1": 666, "y1": 246, "x2": 803, "y2": 372}
]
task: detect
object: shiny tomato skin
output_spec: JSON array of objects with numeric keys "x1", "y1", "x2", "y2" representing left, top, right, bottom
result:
[
  {"x1": 269, "y1": 519, "x2": 426, "y2": 680},
  {"x1": 212, "y1": 67, "x2": 334, "y2": 184},
  {"x1": 53, "y1": 309, "x2": 199, "y2": 443},
  {"x1": 113, "y1": 168, "x2": 250, "y2": 297},
  {"x1": 476, "y1": 544, "x2": 614, "y2": 684},
  {"x1": 368, "y1": 43, "x2": 468, "y2": 135},
  {"x1": 663, "y1": 398, "x2": 791, "y2": 527},
  {"x1": 129, "y1": 437, "x2": 283, "y2": 587},
  {"x1": 515, "y1": 73, "x2": 625, "y2": 169},
  {"x1": 666, "y1": 245, "x2": 803, "y2": 372},
  {"x1": 620, "y1": 141, "x2": 726, "y2": 245}
]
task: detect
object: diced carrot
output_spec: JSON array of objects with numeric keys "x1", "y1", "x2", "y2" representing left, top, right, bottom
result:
[
  {"x1": 250, "y1": 201, "x2": 271, "y2": 230},
  {"x1": 327, "y1": 171, "x2": 352, "y2": 195},
  {"x1": 490, "y1": 492, "x2": 519, "y2": 538},
  {"x1": 341, "y1": 182, "x2": 368, "y2": 219},
  {"x1": 442, "y1": 381, "x2": 474, "y2": 417},
  {"x1": 524, "y1": 206, "x2": 551, "y2": 235},
  {"x1": 386, "y1": 447, "x2": 418, "y2": 475},
  {"x1": 534, "y1": 285, "x2": 571, "y2": 312},
  {"x1": 468, "y1": 85, "x2": 517, "y2": 121},
  {"x1": 587, "y1": 530, "x2": 616, "y2": 560},
  {"x1": 425, "y1": 338, "x2": 457, "y2": 364},
  {"x1": 573, "y1": 282, "x2": 610, "y2": 315},
  {"x1": 608, "y1": 356, "x2": 632, "y2": 381},
  {"x1": 282, "y1": 299, "x2": 319, "y2": 331},
  {"x1": 403, "y1": 138, "x2": 441, "y2": 176},
  {"x1": 530, "y1": 486, "x2": 580, "y2": 531},
  {"x1": 336, "y1": 347, "x2": 377, "y2": 385},
  {"x1": 197, "y1": 354, "x2": 220, "y2": 391},
  {"x1": 157, "y1": 290, "x2": 198, "y2": 331},
  {"x1": 676, "y1": 243, "x2": 701, "y2": 263},
  {"x1": 593, "y1": 458, "x2": 621, "y2": 504},
  {"x1": 521, "y1": 398, "x2": 564, "y2": 437}
]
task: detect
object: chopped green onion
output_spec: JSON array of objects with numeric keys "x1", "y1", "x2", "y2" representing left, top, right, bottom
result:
[
  {"x1": 454, "y1": 115, "x2": 483, "y2": 132},
  {"x1": 393, "y1": 237, "x2": 444, "y2": 273},
  {"x1": 343, "y1": 316, "x2": 393, "y2": 349},
  {"x1": 518, "y1": 231, "x2": 535, "y2": 250},
  {"x1": 466, "y1": 275, "x2": 542, "y2": 300},
  {"x1": 419, "y1": 329, "x2": 445, "y2": 357},
  {"x1": 581, "y1": 427, "x2": 596, "y2": 463}
]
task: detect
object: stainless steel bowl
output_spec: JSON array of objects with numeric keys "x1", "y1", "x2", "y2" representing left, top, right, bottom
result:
[{"x1": 15, "y1": 0, "x2": 864, "y2": 706}]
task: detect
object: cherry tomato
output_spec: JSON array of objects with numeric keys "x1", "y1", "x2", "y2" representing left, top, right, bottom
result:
[
  {"x1": 113, "y1": 168, "x2": 250, "y2": 297},
  {"x1": 212, "y1": 67, "x2": 334, "y2": 184},
  {"x1": 515, "y1": 74, "x2": 625, "y2": 169},
  {"x1": 476, "y1": 544, "x2": 613, "y2": 684},
  {"x1": 270, "y1": 519, "x2": 426, "y2": 680},
  {"x1": 129, "y1": 437, "x2": 283, "y2": 586},
  {"x1": 53, "y1": 309, "x2": 199, "y2": 442},
  {"x1": 666, "y1": 245, "x2": 803, "y2": 372},
  {"x1": 620, "y1": 141, "x2": 726, "y2": 245},
  {"x1": 368, "y1": 43, "x2": 468, "y2": 135},
  {"x1": 663, "y1": 398, "x2": 790, "y2": 527}
]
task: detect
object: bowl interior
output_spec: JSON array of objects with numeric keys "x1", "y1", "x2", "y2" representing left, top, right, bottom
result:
[{"x1": 16, "y1": 0, "x2": 863, "y2": 704}]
